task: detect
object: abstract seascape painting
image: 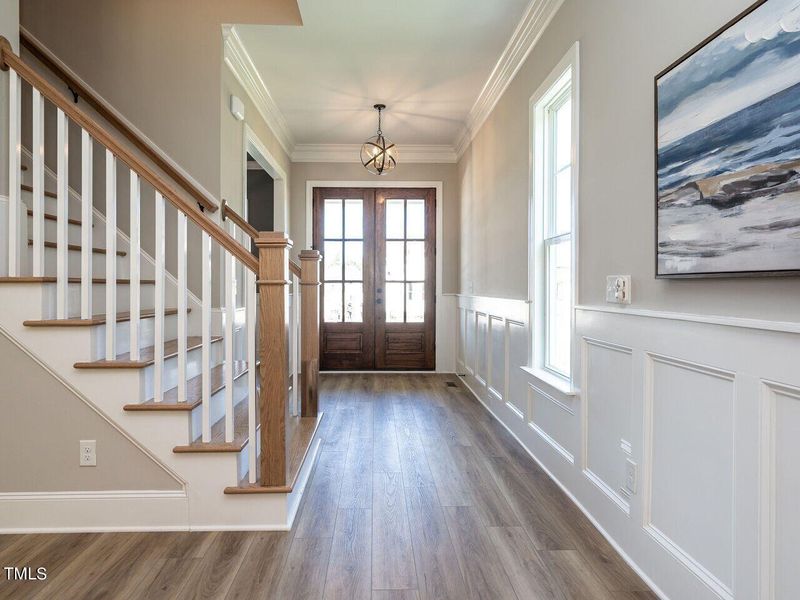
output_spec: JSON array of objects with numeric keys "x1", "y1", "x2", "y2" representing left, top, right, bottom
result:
[{"x1": 656, "y1": 0, "x2": 800, "y2": 277}]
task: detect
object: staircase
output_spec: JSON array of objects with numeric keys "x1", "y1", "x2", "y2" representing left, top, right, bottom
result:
[{"x1": 0, "y1": 37, "x2": 323, "y2": 531}]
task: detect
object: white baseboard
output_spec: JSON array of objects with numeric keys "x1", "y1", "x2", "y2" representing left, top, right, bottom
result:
[
  {"x1": 457, "y1": 374, "x2": 669, "y2": 600},
  {"x1": 0, "y1": 490, "x2": 190, "y2": 533}
]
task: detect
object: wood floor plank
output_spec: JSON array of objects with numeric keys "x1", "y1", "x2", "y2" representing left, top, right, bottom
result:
[
  {"x1": 324, "y1": 508, "x2": 372, "y2": 600},
  {"x1": 130, "y1": 557, "x2": 201, "y2": 600},
  {"x1": 487, "y1": 527, "x2": 564, "y2": 600},
  {"x1": 294, "y1": 450, "x2": 347, "y2": 539},
  {"x1": 450, "y1": 445, "x2": 519, "y2": 527},
  {"x1": 339, "y1": 435, "x2": 373, "y2": 509},
  {"x1": 443, "y1": 506, "x2": 518, "y2": 600},
  {"x1": 486, "y1": 456, "x2": 578, "y2": 551},
  {"x1": 372, "y1": 397, "x2": 402, "y2": 474},
  {"x1": 175, "y1": 531, "x2": 255, "y2": 600},
  {"x1": 371, "y1": 591, "x2": 420, "y2": 600},
  {"x1": 275, "y1": 536, "x2": 333, "y2": 600},
  {"x1": 421, "y1": 440, "x2": 472, "y2": 507},
  {"x1": 540, "y1": 550, "x2": 616, "y2": 600},
  {"x1": 404, "y1": 482, "x2": 469, "y2": 600},
  {"x1": 224, "y1": 531, "x2": 292, "y2": 600},
  {"x1": 372, "y1": 471, "x2": 417, "y2": 591}
]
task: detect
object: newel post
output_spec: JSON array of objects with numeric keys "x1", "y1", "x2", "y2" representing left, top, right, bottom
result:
[
  {"x1": 299, "y1": 249, "x2": 321, "y2": 417},
  {"x1": 255, "y1": 232, "x2": 292, "y2": 488}
]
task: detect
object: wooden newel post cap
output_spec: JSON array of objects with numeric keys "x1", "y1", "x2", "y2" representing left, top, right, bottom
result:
[
  {"x1": 0, "y1": 37, "x2": 12, "y2": 72},
  {"x1": 254, "y1": 231, "x2": 293, "y2": 249},
  {"x1": 299, "y1": 249, "x2": 322, "y2": 261}
]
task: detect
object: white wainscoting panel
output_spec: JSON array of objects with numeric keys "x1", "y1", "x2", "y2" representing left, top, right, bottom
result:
[{"x1": 455, "y1": 295, "x2": 800, "y2": 600}]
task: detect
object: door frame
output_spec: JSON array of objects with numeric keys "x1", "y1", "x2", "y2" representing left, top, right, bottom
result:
[
  {"x1": 243, "y1": 124, "x2": 288, "y2": 232},
  {"x1": 305, "y1": 180, "x2": 448, "y2": 372}
]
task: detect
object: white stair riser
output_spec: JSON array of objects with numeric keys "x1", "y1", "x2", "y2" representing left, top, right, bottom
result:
[
  {"x1": 142, "y1": 338, "x2": 225, "y2": 401},
  {"x1": 40, "y1": 281, "x2": 157, "y2": 317},
  {"x1": 188, "y1": 372, "x2": 250, "y2": 443},
  {"x1": 26, "y1": 214, "x2": 101, "y2": 246},
  {"x1": 39, "y1": 245, "x2": 130, "y2": 279},
  {"x1": 20, "y1": 190, "x2": 82, "y2": 219},
  {"x1": 86, "y1": 312, "x2": 182, "y2": 359}
]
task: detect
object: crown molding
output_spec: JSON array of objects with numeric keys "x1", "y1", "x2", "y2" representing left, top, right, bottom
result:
[
  {"x1": 291, "y1": 143, "x2": 457, "y2": 164},
  {"x1": 454, "y1": 0, "x2": 565, "y2": 158},
  {"x1": 222, "y1": 24, "x2": 295, "y2": 156}
]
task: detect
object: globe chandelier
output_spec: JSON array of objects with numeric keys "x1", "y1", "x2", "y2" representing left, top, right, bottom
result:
[{"x1": 360, "y1": 104, "x2": 397, "y2": 175}]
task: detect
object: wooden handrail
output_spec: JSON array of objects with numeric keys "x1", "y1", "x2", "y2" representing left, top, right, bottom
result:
[
  {"x1": 0, "y1": 37, "x2": 258, "y2": 274},
  {"x1": 19, "y1": 30, "x2": 219, "y2": 214},
  {"x1": 221, "y1": 199, "x2": 258, "y2": 241},
  {"x1": 221, "y1": 199, "x2": 302, "y2": 277}
]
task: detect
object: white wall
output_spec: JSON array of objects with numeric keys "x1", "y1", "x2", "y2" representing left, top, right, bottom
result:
[
  {"x1": 456, "y1": 0, "x2": 800, "y2": 599},
  {"x1": 457, "y1": 296, "x2": 800, "y2": 600}
]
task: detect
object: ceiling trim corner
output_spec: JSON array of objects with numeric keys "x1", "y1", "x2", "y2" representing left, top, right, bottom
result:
[
  {"x1": 291, "y1": 143, "x2": 457, "y2": 164},
  {"x1": 455, "y1": 0, "x2": 565, "y2": 158},
  {"x1": 222, "y1": 24, "x2": 295, "y2": 157}
]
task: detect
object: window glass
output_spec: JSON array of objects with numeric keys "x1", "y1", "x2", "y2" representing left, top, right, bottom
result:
[
  {"x1": 406, "y1": 199, "x2": 425, "y2": 239},
  {"x1": 324, "y1": 282, "x2": 343, "y2": 322},
  {"x1": 324, "y1": 241, "x2": 343, "y2": 281},
  {"x1": 344, "y1": 241, "x2": 363, "y2": 280},
  {"x1": 324, "y1": 199, "x2": 342, "y2": 239},
  {"x1": 555, "y1": 98, "x2": 572, "y2": 170},
  {"x1": 406, "y1": 282, "x2": 425, "y2": 322},
  {"x1": 405, "y1": 242, "x2": 425, "y2": 281},
  {"x1": 344, "y1": 283, "x2": 363, "y2": 322},
  {"x1": 344, "y1": 199, "x2": 363, "y2": 239},
  {"x1": 385, "y1": 282, "x2": 405, "y2": 322},
  {"x1": 386, "y1": 241, "x2": 405, "y2": 281},
  {"x1": 386, "y1": 199, "x2": 405, "y2": 239},
  {"x1": 546, "y1": 238, "x2": 571, "y2": 376}
]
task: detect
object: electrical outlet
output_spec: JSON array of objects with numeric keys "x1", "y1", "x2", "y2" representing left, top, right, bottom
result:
[
  {"x1": 606, "y1": 275, "x2": 631, "y2": 304},
  {"x1": 624, "y1": 458, "x2": 637, "y2": 495},
  {"x1": 79, "y1": 440, "x2": 96, "y2": 467}
]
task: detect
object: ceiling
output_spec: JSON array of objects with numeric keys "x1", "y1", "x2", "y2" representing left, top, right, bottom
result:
[{"x1": 233, "y1": 0, "x2": 533, "y2": 152}]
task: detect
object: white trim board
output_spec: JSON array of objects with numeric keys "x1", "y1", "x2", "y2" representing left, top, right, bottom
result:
[
  {"x1": 243, "y1": 123, "x2": 289, "y2": 233},
  {"x1": 222, "y1": 24, "x2": 295, "y2": 157},
  {"x1": 20, "y1": 26, "x2": 219, "y2": 210},
  {"x1": 455, "y1": 0, "x2": 566, "y2": 157},
  {"x1": 304, "y1": 180, "x2": 454, "y2": 372}
]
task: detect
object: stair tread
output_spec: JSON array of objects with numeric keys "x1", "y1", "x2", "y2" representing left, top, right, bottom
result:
[
  {"x1": 0, "y1": 276, "x2": 156, "y2": 284},
  {"x1": 24, "y1": 307, "x2": 181, "y2": 327},
  {"x1": 30, "y1": 240, "x2": 126, "y2": 256},
  {"x1": 27, "y1": 209, "x2": 83, "y2": 226},
  {"x1": 173, "y1": 398, "x2": 254, "y2": 453},
  {"x1": 224, "y1": 413, "x2": 324, "y2": 493},
  {"x1": 124, "y1": 361, "x2": 250, "y2": 411},
  {"x1": 74, "y1": 334, "x2": 220, "y2": 369}
]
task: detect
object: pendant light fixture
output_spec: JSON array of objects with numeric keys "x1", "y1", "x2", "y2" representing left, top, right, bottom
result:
[{"x1": 361, "y1": 104, "x2": 397, "y2": 175}]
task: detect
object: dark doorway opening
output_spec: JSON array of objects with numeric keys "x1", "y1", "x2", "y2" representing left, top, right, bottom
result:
[{"x1": 246, "y1": 153, "x2": 274, "y2": 254}]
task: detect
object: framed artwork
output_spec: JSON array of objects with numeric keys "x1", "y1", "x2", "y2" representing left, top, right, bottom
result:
[{"x1": 656, "y1": 0, "x2": 800, "y2": 278}]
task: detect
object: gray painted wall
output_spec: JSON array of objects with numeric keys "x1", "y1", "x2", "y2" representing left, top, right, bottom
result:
[
  {"x1": 458, "y1": 0, "x2": 800, "y2": 321},
  {"x1": 0, "y1": 331, "x2": 182, "y2": 492}
]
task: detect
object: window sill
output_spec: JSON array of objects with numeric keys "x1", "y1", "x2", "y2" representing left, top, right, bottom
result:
[{"x1": 520, "y1": 365, "x2": 579, "y2": 397}]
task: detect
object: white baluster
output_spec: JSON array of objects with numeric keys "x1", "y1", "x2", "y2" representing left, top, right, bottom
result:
[
  {"x1": 56, "y1": 109, "x2": 69, "y2": 318},
  {"x1": 7, "y1": 69, "x2": 20, "y2": 277},
  {"x1": 224, "y1": 223, "x2": 235, "y2": 443},
  {"x1": 31, "y1": 88, "x2": 44, "y2": 277},
  {"x1": 128, "y1": 171, "x2": 141, "y2": 360},
  {"x1": 80, "y1": 130, "x2": 92, "y2": 318},
  {"x1": 246, "y1": 269, "x2": 257, "y2": 483},
  {"x1": 105, "y1": 150, "x2": 117, "y2": 360},
  {"x1": 176, "y1": 212, "x2": 187, "y2": 403},
  {"x1": 201, "y1": 231, "x2": 212, "y2": 442},
  {"x1": 153, "y1": 192, "x2": 165, "y2": 402}
]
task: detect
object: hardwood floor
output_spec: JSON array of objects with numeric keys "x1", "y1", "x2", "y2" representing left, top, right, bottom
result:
[{"x1": 0, "y1": 374, "x2": 656, "y2": 600}]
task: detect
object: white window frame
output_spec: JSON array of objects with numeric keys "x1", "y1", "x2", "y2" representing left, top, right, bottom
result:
[{"x1": 527, "y1": 42, "x2": 579, "y2": 393}]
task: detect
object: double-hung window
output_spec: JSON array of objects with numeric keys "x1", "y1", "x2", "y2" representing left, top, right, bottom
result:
[{"x1": 530, "y1": 43, "x2": 578, "y2": 384}]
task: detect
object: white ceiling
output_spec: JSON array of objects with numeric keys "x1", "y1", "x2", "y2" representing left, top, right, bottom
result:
[{"x1": 234, "y1": 0, "x2": 532, "y2": 150}]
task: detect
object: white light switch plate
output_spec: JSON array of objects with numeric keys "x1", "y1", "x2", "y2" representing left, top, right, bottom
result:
[
  {"x1": 606, "y1": 275, "x2": 631, "y2": 304},
  {"x1": 80, "y1": 440, "x2": 96, "y2": 467}
]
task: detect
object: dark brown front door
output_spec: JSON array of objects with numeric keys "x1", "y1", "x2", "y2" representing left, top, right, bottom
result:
[{"x1": 314, "y1": 187, "x2": 436, "y2": 370}]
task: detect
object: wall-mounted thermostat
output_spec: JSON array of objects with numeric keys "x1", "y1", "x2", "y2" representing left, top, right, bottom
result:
[
  {"x1": 230, "y1": 95, "x2": 245, "y2": 121},
  {"x1": 606, "y1": 275, "x2": 631, "y2": 304}
]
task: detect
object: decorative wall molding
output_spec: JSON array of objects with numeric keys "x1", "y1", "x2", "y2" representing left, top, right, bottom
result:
[
  {"x1": 454, "y1": 0, "x2": 567, "y2": 157},
  {"x1": 222, "y1": 24, "x2": 295, "y2": 156},
  {"x1": 291, "y1": 143, "x2": 457, "y2": 164}
]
